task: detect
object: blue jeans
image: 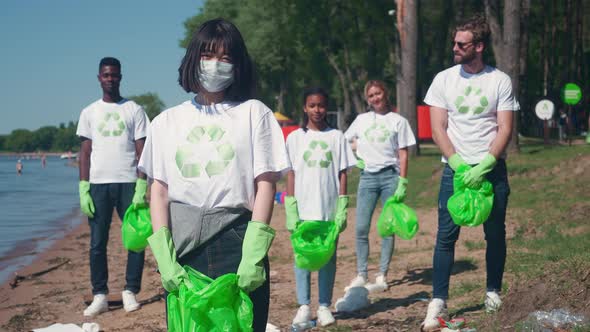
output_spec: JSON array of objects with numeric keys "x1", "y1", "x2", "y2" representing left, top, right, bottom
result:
[
  {"x1": 294, "y1": 244, "x2": 337, "y2": 307},
  {"x1": 355, "y1": 167, "x2": 399, "y2": 278},
  {"x1": 432, "y1": 160, "x2": 510, "y2": 299},
  {"x1": 176, "y1": 215, "x2": 270, "y2": 332},
  {"x1": 89, "y1": 183, "x2": 145, "y2": 295}
]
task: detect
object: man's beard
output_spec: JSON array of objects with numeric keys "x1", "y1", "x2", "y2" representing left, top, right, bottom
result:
[{"x1": 454, "y1": 50, "x2": 476, "y2": 65}]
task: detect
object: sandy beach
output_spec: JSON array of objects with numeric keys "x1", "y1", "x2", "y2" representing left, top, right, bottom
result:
[{"x1": 0, "y1": 200, "x2": 522, "y2": 332}]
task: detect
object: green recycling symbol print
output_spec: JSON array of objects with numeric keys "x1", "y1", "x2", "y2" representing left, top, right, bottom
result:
[
  {"x1": 303, "y1": 140, "x2": 333, "y2": 168},
  {"x1": 364, "y1": 123, "x2": 392, "y2": 143},
  {"x1": 454, "y1": 85, "x2": 489, "y2": 114},
  {"x1": 98, "y1": 112, "x2": 126, "y2": 136},
  {"x1": 175, "y1": 124, "x2": 235, "y2": 178}
]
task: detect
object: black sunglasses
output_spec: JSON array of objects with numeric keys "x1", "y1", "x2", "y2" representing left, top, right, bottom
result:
[{"x1": 452, "y1": 41, "x2": 474, "y2": 50}]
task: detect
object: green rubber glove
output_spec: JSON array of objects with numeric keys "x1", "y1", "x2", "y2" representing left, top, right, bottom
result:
[
  {"x1": 462, "y1": 153, "x2": 497, "y2": 188},
  {"x1": 356, "y1": 158, "x2": 365, "y2": 170},
  {"x1": 147, "y1": 227, "x2": 189, "y2": 293},
  {"x1": 237, "y1": 221, "x2": 275, "y2": 293},
  {"x1": 79, "y1": 181, "x2": 95, "y2": 218},
  {"x1": 448, "y1": 153, "x2": 467, "y2": 171},
  {"x1": 392, "y1": 176, "x2": 408, "y2": 202},
  {"x1": 132, "y1": 178, "x2": 148, "y2": 208},
  {"x1": 284, "y1": 196, "x2": 300, "y2": 233},
  {"x1": 334, "y1": 195, "x2": 349, "y2": 232}
]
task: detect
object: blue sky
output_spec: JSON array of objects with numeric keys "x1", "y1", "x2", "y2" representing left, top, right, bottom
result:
[{"x1": 0, "y1": 0, "x2": 204, "y2": 134}]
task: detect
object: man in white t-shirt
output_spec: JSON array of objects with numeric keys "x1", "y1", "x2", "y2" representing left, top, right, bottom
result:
[
  {"x1": 76, "y1": 57, "x2": 150, "y2": 317},
  {"x1": 421, "y1": 15, "x2": 519, "y2": 331}
]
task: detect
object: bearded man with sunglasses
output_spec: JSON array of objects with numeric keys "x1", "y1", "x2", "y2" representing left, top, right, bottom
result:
[{"x1": 420, "y1": 15, "x2": 519, "y2": 331}]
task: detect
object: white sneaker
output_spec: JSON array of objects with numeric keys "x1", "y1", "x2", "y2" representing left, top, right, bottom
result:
[
  {"x1": 292, "y1": 304, "x2": 311, "y2": 325},
  {"x1": 420, "y1": 298, "x2": 447, "y2": 331},
  {"x1": 122, "y1": 290, "x2": 140, "y2": 312},
  {"x1": 317, "y1": 305, "x2": 335, "y2": 326},
  {"x1": 484, "y1": 291, "x2": 502, "y2": 313},
  {"x1": 365, "y1": 273, "x2": 388, "y2": 293},
  {"x1": 83, "y1": 294, "x2": 108, "y2": 317},
  {"x1": 344, "y1": 275, "x2": 367, "y2": 291}
]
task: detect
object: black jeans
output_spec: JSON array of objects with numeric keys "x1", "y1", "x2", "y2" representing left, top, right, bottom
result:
[
  {"x1": 89, "y1": 183, "x2": 145, "y2": 295},
  {"x1": 432, "y1": 160, "x2": 510, "y2": 299},
  {"x1": 174, "y1": 214, "x2": 270, "y2": 332}
]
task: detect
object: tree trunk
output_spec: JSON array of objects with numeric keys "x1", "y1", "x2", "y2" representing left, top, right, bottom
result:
[
  {"x1": 575, "y1": 0, "x2": 582, "y2": 83},
  {"x1": 398, "y1": 0, "x2": 419, "y2": 156},
  {"x1": 344, "y1": 47, "x2": 366, "y2": 115},
  {"x1": 519, "y1": 0, "x2": 530, "y2": 136},
  {"x1": 542, "y1": 0, "x2": 549, "y2": 96},
  {"x1": 484, "y1": 0, "x2": 504, "y2": 69},
  {"x1": 276, "y1": 80, "x2": 287, "y2": 115},
  {"x1": 504, "y1": 0, "x2": 521, "y2": 152},
  {"x1": 325, "y1": 49, "x2": 351, "y2": 130}
]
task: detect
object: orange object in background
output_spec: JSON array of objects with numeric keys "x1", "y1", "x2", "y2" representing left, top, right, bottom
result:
[{"x1": 417, "y1": 105, "x2": 432, "y2": 140}]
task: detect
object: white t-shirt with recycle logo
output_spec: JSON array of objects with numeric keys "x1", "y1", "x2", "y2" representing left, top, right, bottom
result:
[
  {"x1": 76, "y1": 99, "x2": 149, "y2": 184},
  {"x1": 286, "y1": 128, "x2": 357, "y2": 221},
  {"x1": 424, "y1": 65, "x2": 520, "y2": 164},
  {"x1": 138, "y1": 98, "x2": 290, "y2": 211},
  {"x1": 344, "y1": 111, "x2": 416, "y2": 173}
]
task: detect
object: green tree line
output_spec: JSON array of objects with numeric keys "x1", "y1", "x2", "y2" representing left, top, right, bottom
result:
[
  {"x1": 182, "y1": 0, "x2": 589, "y2": 142},
  {"x1": 1, "y1": 93, "x2": 164, "y2": 152}
]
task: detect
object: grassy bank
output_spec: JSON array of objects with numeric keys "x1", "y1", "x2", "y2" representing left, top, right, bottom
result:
[{"x1": 346, "y1": 141, "x2": 590, "y2": 330}]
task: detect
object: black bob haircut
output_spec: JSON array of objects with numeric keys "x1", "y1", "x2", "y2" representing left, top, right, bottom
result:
[
  {"x1": 99, "y1": 57, "x2": 121, "y2": 71},
  {"x1": 178, "y1": 18, "x2": 255, "y2": 101}
]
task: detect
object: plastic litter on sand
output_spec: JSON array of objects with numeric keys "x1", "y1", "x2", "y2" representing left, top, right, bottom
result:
[{"x1": 334, "y1": 286, "x2": 370, "y2": 312}]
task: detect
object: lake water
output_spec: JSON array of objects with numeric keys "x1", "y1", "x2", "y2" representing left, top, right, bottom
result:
[{"x1": 0, "y1": 155, "x2": 81, "y2": 284}]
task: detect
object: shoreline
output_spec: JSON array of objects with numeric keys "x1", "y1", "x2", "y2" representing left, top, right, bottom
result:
[
  {"x1": 0, "y1": 207, "x2": 83, "y2": 285},
  {"x1": 0, "y1": 211, "x2": 167, "y2": 331}
]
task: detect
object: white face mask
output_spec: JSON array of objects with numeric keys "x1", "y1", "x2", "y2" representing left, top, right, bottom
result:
[{"x1": 198, "y1": 60, "x2": 234, "y2": 93}]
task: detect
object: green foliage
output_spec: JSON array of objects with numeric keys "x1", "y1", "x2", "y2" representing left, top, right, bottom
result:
[
  {"x1": 5, "y1": 129, "x2": 34, "y2": 152},
  {"x1": 128, "y1": 92, "x2": 165, "y2": 121},
  {"x1": 2, "y1": 122, "x2": 78, "y2": 152},
  {"x1": 179, "y1": 0, "x2": 589, "y2": 137}
]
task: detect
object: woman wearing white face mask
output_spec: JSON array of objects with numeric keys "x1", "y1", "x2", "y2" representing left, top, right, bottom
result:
[{"x1": 138, "y1": 18, "x2": 289, "y2": 331}]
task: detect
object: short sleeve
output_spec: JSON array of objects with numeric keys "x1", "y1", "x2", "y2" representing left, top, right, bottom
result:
[
  {"x1": 285, "y1": 131, "x2": 297, "y2": 171},
  {"x1": 344, "y1": 117, "x2": 359, "y2": 141},
  {"x1": 138, "y1": 119, "x2": 167, "y2": 184},
  {"x1": 497, "y1": 74, "x2": 520, "y2": 111},
  {"x1": 397, "y1": 117, "x2": 417, "y2": 148},
  {"x1": 339, "y1": 132, "x2": 357, "y2": 171},
  {"x1": 253, "y1": 110, "x2": 290, "y2": 178},
  {"x1": 76, "y1": 108, "x2": 92, "y2": 139},
  {"x1": 133, "y1": 106, "x2": 150, "y2": 140},
  {"x1": 424, "y1": 72, "x2": 447, "y2": 109}
]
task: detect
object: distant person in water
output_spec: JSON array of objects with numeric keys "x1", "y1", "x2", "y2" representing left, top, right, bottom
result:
[
  {"x1": 41, "y1": 154, "x2": 47, "y2": 168},
  {"x1": 16, "y1": 159, "x2": 23, "y2": 175}
]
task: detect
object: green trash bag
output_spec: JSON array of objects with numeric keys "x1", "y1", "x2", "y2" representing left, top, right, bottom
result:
[
  {"x1": 447, "y1": 164, "x2": 495, "y2": 227},
  {"x1": 377, "y1": 196, "x2": 419, "y2": 240},
  {"x1": 167, "y1": 266, "x2": 254, "y2": 332},
  {"x1": 291, "y1": 221, "x2": 339, "y2": 271},
  {"x1": 121, "y1": 205, "x2": 153, "y2": 253}
]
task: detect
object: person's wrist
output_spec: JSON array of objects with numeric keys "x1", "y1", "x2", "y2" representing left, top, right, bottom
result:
[
  {"x1": 448, "y1": 154, "x2": 466, "y2": 170},
  {"x1": 248, "y1": 220, "x2": 275, "y2": 235},
  {"x1": 398, "y1": 176, "x2": 408, "y2": 185},
  {"x1": 79, "y1": 180, "x2": 90, "y2": 194},
  {"x1": 481, "y1": 153, "x2": 497, "y2": 168}
]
